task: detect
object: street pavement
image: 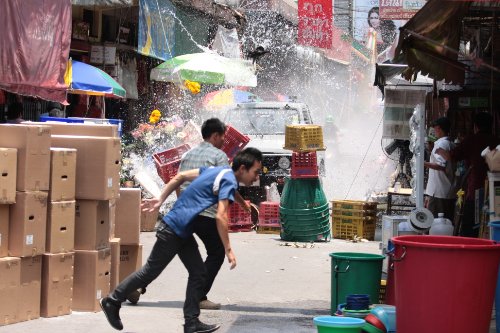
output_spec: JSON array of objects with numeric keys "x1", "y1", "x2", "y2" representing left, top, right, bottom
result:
[
  {"x1": 0, "y1": 231, "x2": 382, "y2": 333},
  {"x1": 1, "y1": 231, "x2": 496, "y2": 333}
]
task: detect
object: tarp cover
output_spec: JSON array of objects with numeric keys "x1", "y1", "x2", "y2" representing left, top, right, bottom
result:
[
  {"x1": 71, "y1": 0, "x2": 132, "y2": 5},
  {"x1": 0, "y1": 0, "x2": 71, "y2": 103}
]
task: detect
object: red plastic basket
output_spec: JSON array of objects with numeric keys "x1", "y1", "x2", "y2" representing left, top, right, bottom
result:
[
  {"x1": 221, "y1": 125, "x2": 250, "y2": 161},
  {"x1": 153, "y1": 144, "x2": 190, "y2": 183},
  {"x1": 291, "y1": 151, "x2": 318, "y2": 179},
  {"x1": 228, "y1": 200, "x2": 252, "y2": 225},
  {"x1": 258, "y1": 201, "x2": 280, "y2": 226}
]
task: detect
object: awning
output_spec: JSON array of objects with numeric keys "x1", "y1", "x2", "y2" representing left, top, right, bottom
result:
[
  {"x1": 71, "y1": 0, "x2": 133, "y2": 6},
  {"x1": 393, "y1": 0, "x2": 471, "y2": 84}
]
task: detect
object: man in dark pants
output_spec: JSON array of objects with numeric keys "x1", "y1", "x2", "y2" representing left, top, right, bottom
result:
[
  {"x1": 100, "y1": 148, "x2": 262, "y2": 333},
  {"x1": 127, "y1": 118, "x2": 250, "y2": 309}
]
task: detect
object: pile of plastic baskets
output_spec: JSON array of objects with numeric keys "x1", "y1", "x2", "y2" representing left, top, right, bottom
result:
[
  {"x1": 221, "y1": 125, "x2": 250, "y2": 161},
  {"x1": 280, "y1": 178, "x2": 330, "y2": 242},
  {"x1": 228, "y1": 200, "x2": 252, "y2": 232},
  {"x1": 257, "y1": 201, "x2": 280, "y2": 234},
  {"x1": 152, "y1": 144, "x2": 191, "y2": 183},
  {"x1": 330, "y1": 200, "x2": 378, "y2": 240}
]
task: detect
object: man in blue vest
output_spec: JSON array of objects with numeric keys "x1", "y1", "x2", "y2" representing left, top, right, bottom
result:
[{"x1": 100, "y1": 148, "x2": 262, "y2": 333}]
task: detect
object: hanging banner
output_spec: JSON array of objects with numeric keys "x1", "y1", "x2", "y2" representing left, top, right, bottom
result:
[
  {"x1": 0, "y1": 0, "x2": 71, "y2": 103},
  {"x1": 138, "y1": 0, "x2": 176, "y2": 61},
  {"x1": 379, "y1": 0, "x2": 426, "y2": 20},
  {"x1": 323, "y1": 26, "x2": 351, "y2": 64},
  {"x1": 298, "y1": 0, "x2": 333, "y2": 49}
]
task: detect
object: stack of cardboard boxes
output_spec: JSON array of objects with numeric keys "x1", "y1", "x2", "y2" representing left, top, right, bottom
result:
[{"x1": 0, "y1": 122, "x2": 144, "y2": 327}]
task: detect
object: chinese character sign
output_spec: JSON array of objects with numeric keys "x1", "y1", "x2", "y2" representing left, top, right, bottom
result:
[{"x1": 298, "y1": 0, "x2": 333, "y2": 49}]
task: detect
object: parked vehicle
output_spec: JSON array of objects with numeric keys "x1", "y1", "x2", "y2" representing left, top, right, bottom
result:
[{"x1": 224, "y1": 101, "x2": 324, "y2": 208}]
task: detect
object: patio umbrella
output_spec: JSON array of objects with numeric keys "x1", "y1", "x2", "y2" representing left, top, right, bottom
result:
[
  {"x1": 150, "y1": 52, "x2": 257, "y2": 87},
  {"x1": 202, "y1": 89, "x2": 262, "y2": 110},
  {"x1": 64, "y1": 59, "x2": 126, "y2": 98}
]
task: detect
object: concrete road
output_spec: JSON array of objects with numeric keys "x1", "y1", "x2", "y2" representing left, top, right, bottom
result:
[{"x1": 0, "y1": 232, "x2": 382, "y2": 333}]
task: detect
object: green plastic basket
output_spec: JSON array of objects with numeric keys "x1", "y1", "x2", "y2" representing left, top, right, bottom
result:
[{"x1": 280, "y1": 178, "x2": 327, "y2": 210}]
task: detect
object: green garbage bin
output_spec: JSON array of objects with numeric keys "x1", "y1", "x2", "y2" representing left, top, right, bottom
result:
[{"x1": 330, "y1": 252, "x2": 385, "y2": 314}]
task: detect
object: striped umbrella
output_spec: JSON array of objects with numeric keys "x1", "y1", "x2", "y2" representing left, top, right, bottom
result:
[{"x1": 64, "y1": 59, "x2": 126, "y2": 98}]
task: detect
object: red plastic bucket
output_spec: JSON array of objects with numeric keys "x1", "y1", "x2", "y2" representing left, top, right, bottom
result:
[{"x1": 391, "y1": 235, "x2": 500, "y2": 333}]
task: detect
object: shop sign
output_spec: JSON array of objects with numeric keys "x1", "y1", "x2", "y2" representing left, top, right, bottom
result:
[
  {"x1": 379, "y1": 0, "x2": 425, "y2": 20},
  {"x1": 458, "y1": 97, "x2": 489, "y2": 108},
  {"x1": 298, "y1": 0, "x2": 333, "y2": 49}
]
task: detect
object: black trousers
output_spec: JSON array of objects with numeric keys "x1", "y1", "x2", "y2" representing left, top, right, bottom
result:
[
  {"x1": 460, "y1": 199, "x2": 479, "y2": 238},
  {"x1": 110, "y1": 223, "x2": 206, "y2": 321},
  {"x1": 192, "y1": 215, "x2": 225, "y2": 301}
]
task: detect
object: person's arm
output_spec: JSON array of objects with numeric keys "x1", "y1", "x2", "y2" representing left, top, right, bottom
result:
[
  {"x1": 234, "y1": 191, "x2": 251, "y2": 212},
  {"x1": 141, "y1": 168, "x2": 200, "y2": 212},
  {"x1": 424, "y1": 161, "x2": 446, "y2": 171},
  {"x1": 216, "y1": 199, "x2": 236, "y2": 269}
]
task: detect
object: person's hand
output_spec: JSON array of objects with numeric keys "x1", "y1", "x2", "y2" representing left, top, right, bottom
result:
[
  {"x1": 141, "y1": 198, "x2": 161, "y2": 212},
  {"x1": 226, "y1": 248, "x2": 237, "y2": 270},
  {"x1": 243, "y1": 201, "x2": 252, "y2": 213}
]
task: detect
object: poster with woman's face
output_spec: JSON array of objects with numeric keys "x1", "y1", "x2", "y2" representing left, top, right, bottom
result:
[{"x1": 353, "y1": 0, "x2": 406, "y2": 57}]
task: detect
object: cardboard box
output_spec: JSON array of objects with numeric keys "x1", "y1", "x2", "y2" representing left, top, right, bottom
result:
[
  {"x1": 41, "y1": 252, "x2": 74, "y2": 318},
  {"x1": 0, "y1": 257, "x2": 21, "y2": 325},
  {"x1": 49, "y1": 148, "x2": 77, "y2": 202},
  {"x1": 119, "y1": 244, "x2": 142, "y2": 283},
  {"x1": 115, "y1": 188, "x2": 141, "y2": 245},
  {"x1": 109, "y1": 238, "x2": 120, "y2": 291},
  {"x1": 141, "y1": 207, "x2": 159, "y2": 232},
  {"x1": 109, "y1": 199, "x2": 116, "y2": 239},
  {"x1": 9, "y1": 191, "x2": 48, "y2": 257},
  {"x1": 0, "y1": 205, "x2": 8, "y2": 257},
  {"x1": 73, "y1": 248, "x2": 111, "y2": 312},
  {"x1": 50, "y1": 135, "x2": 121, "y2": 200},
  {"x1": 19, "y1": 256, "x2": 42, "y2": 322},
  {"x1": 75, "y1": 200, "x2": 110, "y2": 250},
  {"x1": 0, "y1": 148, "x2": 17, "y2": 204},
  {"x1": 0, "y1": 124, "x2": 51, "y2": 191},
  {"x1": 47, "y1": 201, "x2": 75, "y2": 253},
  {"x1": 26, "y1": 122, "x2": 118, "y2": 137}
]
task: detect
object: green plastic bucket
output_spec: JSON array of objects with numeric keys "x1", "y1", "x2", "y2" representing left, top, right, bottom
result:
[
  {"x1": 330, "y1": 252, "x2": 384, "y2": 314},
  {"x1": 313, "y1": 316, "x2": 365, "y2": 333}
]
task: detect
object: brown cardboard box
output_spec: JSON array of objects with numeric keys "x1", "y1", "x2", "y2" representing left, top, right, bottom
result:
[
  {"x1": 141, "y1": 207, "x2": 159, "y2": 232},
  {"x1": 0, "y1": 257, "x2": 21, "y2": 325},
  {"x1": 0, "y1": 148, "x2": 17, "y2": 204},
  {"x1": 0, "y1": 205, "x2": 8, "y2": 257},
  {"x1": 49, "y1": 148, "x2": 76, "y2": 202},
  {"x1": 109, "y1": 199, "x2": 116, "y2": 239},
  {"x1": 73, "y1": 248, "x2": 111, "y2": 312},
  {"x1": 41, "y1": 252, "x2": 74, "y2": 318},
  {"x1": 9, "y1": 191, "x2": 48, "y2": 257},
  {"x1": 26, "y1": 122, "x2": 118, "y2": 137},
  {"x1": 109, "y1": 238, "x2": 120, "y2": 291},
  {"x1": 119, "y1": 244, "x2": 143, "y2": 283},
  {"x1": 115, "y1": 188, "x2": 141, "y2": 245},
  {"x1": 0, "y1": 124, "x2": 51, "y2": 191},
  {"x1": 19, "y1": 256, "x2": 42, "y2": 322},
  {"x1": 50, "y1": 135, "x2": 121, "y2": 200},
  {"x1": 74, "y1": 200, "x2": 110, "y2": 250},
  {"x1": 47, "y1": 201, "x2": 75, "y2": 253}
]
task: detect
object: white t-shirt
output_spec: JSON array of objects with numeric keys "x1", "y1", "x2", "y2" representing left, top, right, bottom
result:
[{"x1": 425, "y1": 137, "x2": 455, "y2": 199}]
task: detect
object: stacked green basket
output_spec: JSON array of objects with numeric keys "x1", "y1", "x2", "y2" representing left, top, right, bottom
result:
[{"x1": 281, "y1": 125, "x2": 329, "y2": 242}]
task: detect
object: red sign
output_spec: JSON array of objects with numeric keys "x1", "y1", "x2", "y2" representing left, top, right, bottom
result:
[
  {"x1": 0, "y1": 0, "x2": 71, "y2": 103},
  {"x1": 298, "y1": 0, "x2": 333, "y2": 49},
  {"x1": 379, "y1": 0, "x2": 424, "y2": 20}
]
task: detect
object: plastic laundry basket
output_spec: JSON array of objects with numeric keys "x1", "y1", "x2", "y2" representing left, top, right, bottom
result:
[
  {"x1": 330, "y1": 252, "x2": 384, "y2": 315},
  {"x1": 391, "y1": 235, "x2": 500, "y2": 333}
]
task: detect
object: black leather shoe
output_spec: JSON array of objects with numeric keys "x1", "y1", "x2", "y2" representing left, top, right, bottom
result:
[
  {"x1": 100, "y1": 297, "x2": 123, "y2": 330},
  {"x1": 184, "y1": 318, "x2": 220, "y2": 333}
]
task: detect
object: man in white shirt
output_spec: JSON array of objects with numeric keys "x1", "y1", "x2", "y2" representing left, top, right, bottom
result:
[{"x1": 424, "y1": 117, "x2": 456, "y2": 219}]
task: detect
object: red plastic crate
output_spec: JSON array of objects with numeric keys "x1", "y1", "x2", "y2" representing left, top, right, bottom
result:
[
  {"x1": 153, "y1": 144, "x2": 190, "y2": 183},
  {"x1": 228, "y1": 200, "x2": 252, "y2": 225},
  {"x1": 221, "y1": 125, "x2": 250, "y2": 161},
  {"x1": 258, "y1": 201, "x2": 280, "y2": 226},
  {"x1": 291, "y1": 151, "x2": 318, "y2": 179}
]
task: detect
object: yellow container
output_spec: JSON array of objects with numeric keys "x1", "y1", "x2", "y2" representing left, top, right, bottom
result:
[
  {"x1": 283, "y1": 125, "x2": 325, "y2": 152},
  {"x1": 332, "y1": 215, "x2": 376, "y2": 240},
  {"x1": 331, "y1": 200, "x2": 378, "y2": 211},
  {"x1": 256, "y1": 225, "x2": 281, "y2": 234},
  {"x1": 332, "y1": 208, "x2": 377, "y2": 218}
]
